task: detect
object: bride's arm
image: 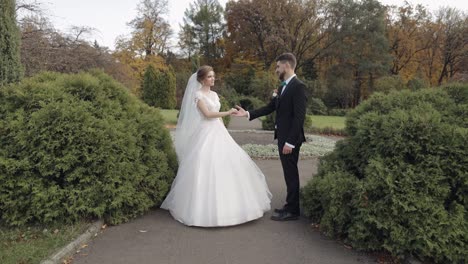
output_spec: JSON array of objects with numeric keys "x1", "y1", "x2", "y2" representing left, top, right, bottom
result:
[{"x1": 197, "y1": 100, "x2": 236, "y2": 118}]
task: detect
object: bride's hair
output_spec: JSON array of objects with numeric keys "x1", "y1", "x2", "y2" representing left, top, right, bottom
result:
[{"x1": 197, "y1": 65, "x2": 213, "y2": 82}]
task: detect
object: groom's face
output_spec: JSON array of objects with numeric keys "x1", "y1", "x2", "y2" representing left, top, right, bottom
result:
[{"x1": 275, "y1": 61, "x2": 287, "y2": 81}]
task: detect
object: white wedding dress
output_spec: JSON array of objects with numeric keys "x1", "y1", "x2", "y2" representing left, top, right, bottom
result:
[{"x1": 161, "y1": 89, "x2": 272, "y2": 227}]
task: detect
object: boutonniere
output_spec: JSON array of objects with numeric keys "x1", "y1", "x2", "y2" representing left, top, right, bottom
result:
[{"x1": 272, "y1": 89, "x2": 278, "y2": 98}]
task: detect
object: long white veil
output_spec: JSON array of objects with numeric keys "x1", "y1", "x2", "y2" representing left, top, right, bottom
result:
[{"x1": 174, "y1": 73, "x2": 202, "y2": 162}]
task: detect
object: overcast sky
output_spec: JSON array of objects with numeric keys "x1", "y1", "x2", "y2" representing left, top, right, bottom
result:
[{"x1": 40, "y1": 0, "x2": 467, "y2": 51}]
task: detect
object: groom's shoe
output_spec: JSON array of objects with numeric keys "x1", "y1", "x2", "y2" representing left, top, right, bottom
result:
[
  {"x1": 270, "y1": 211, "x2": 299, "y2": 221},
  {"x1": 274, "y1": 207, "x2": 286, "y2": 213}
]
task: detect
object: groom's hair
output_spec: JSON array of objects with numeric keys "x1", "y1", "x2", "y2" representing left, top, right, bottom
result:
[
  {"x1": 197, "y1": 65, "x2": 214, "y2": 83},
  {"x1": 276, "y1": 53, "x2": 296, "y2": 70}
]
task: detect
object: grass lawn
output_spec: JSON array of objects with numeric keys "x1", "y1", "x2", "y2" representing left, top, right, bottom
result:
[
  {"x1": 308, "y1": 115, "x2": 346, "y2": 129},
  {"x1": 159, "y1": 110, "x2": 346, "y2": 130},
  {"x1": 159, "y1": 109, "x2": 179, "y2": 126},
  {"x1": 0, "y1": 221, "x2": 89, "y2": 264}
]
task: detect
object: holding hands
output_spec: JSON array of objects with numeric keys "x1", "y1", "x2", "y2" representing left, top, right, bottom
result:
[
  {"x1": 228, "y1": 108, "x2": 239, "y2": 115},
  {"x1": 231, "y1": 105, "x2": 248, "y2": 117}
]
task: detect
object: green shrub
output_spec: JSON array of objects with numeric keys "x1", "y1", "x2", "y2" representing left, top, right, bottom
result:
[
  {"x1": 141, "y1": 64, "x2": 159, "y2": 106},
  {"x1": 224, "y1": 64, "x2": 255, "y2": 95},
  {"x1": 142, "y1": 65, "x2": 177, "y2": 109},
  {"x1": 406, "y1": 77, "x2": 428, "y2": 91},
  {"x1": 302, "y1": 86, "x2": 468, "y2": 263},
  {"x1": 261, "y1": 113, "x2": 275, "y2": 130},
  {"x1": 304, "y1": 126, "x2": 347, "y2": 137},
  {"x1": 304, "y1": 115, "x2": 313, "y2": 129},
  {"x1": 219, "y1": 94, "x2": 231, "y2": 127},
  {"x1": 374, "y1": 75, "x2": 406, "y2": 93},
  {"x1": 249, "y1": 70, "x2": 278, "y2": 101},
  {"x1": 0, "y1": 70, "x2": 177, "y2": 226},
  {"x1": 237, "y1": 95, "x2": 264, "y2": 111},
  {"x1": 308, "y1": 97, "x2": 327, "y2": 115}
]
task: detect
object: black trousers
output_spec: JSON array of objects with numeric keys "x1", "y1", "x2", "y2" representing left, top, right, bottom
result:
[{"x1": 278, "y1": 144, "x2": 301, "y2": 215}]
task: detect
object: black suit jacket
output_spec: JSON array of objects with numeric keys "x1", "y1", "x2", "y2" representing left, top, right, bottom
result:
[{"x1": 249, "y1": 77, "x2": 307, "y2": 147}]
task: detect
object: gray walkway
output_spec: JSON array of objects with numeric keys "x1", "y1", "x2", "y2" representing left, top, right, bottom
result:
[
  {"x1": 227, "y1": 116, "x2": 263, "y2": 130},
  {"x1": 71, "y1": 158, "x2": 373, "y2": 264}
]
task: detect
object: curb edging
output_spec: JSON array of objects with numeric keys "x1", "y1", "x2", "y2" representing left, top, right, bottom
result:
[{"x1": 40, "y1": 219, "x2": 104, "y2": 264}]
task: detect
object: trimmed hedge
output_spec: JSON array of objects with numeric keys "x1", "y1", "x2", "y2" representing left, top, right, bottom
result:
[
  {"x1": 0, "y1": 71, "x2": 177, "y2": 226},
  {"x1": 302, "y1": 84, "x2": 468, "y2": 263}
]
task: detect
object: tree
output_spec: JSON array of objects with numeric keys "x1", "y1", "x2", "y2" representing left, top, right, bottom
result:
[
  {"x1": 435, "y1": 7, "x2": 467, "y2": 85},
  {"x1": 141, "y1": 64, "x2": 176, "y2": 109},
  {"x1": 178, "y1": 23, "x2": 197, "y2": 59},
  {"x1": 324, "y1": 0, "x2": 391, "y2": 107},
  {"x1": 18, "y1": 15, "x2": 137, "y2": 92},
  {"x1": 0, "y1": 0, "x2": 24, "y2": 86},
  {"x1": 385, "y1": 2, "x2": 433, "y2": 80},
  {"x1": 179, "y1": 0, "x2": 225, "y2": 64},
  {"x1": 225, "y1": 0, "x2": 338, "y2": 70},
  {"x1": 128, "y1": 0, "x2": 172, "y2": 58}
]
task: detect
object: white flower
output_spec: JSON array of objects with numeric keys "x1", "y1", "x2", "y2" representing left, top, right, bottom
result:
[{"x1": 272, "y1": 89, "x2": 278, "y2": 98}]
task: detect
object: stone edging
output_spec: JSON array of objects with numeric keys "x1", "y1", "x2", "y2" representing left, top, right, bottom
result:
[
  {"x1": 40, "y1": 219, "x2": 104, "y2": 264},
  {"x1": 227, "y1": 129, "x2": 274, "y2": 134}
]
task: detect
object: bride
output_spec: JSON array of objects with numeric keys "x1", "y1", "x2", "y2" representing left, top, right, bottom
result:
[{"x1": 160, "y1": 65, "x2": 272, "y2": 227}]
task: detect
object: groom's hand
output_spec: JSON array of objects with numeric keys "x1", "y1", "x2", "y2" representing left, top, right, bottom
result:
[
  {"x1": 232, "y1": 105, "x2": 247, "y2": 117},
  {"x1": 228, "y1": 108, "x2": 239, "y2": 115},
  {"x1": 282, "y1": 145, "x2": 293, "y2": 155}
]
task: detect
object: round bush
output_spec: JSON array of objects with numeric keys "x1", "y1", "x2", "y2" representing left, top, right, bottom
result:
[
  {"x1": 374, "y1": 75, "x2": 406, "y2": 93},
  {"x1": 302, "y1": 84, "x2": 468, "y2": 263},
  {"x1": 308, "y1": 97, "x2": 327, "y2": 115},
  {"x1": 0, "y1": 70, "x2": 177, "y2": 226}
]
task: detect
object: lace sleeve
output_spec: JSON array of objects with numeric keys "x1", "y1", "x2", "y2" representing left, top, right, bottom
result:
[{"x1": 194, "y1": 91, "x2": 203, "y2": 104}]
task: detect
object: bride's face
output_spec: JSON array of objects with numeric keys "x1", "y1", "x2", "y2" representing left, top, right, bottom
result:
[{"x1": 203, "y1": 71, "x2": 216, "y2": 87}]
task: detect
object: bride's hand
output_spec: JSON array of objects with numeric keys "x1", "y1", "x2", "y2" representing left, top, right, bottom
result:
[
  {"x1": 228, "y1": 108, "x2": 238, "y2": 115},
  {"x1": 231, "y1": 105, "x2": 247, "y2": 117}
]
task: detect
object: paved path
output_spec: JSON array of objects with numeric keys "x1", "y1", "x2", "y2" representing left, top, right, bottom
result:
[
  {"x1": 72, "y1": 158, "x2": 373, "y2": 264},
  {"x1": 70, "y1": 117, "x2": 373, "y2": 263},
  {"x1": 227, "y1": 116, "x2": 263, "y2": 130}
]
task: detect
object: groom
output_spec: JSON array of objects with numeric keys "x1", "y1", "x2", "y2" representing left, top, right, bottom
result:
[{"x1": 233, "y1": 53, "x2": 307, "y2": 221}]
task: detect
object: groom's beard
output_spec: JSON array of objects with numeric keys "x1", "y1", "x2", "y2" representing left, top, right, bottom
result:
[{"x1": 278, "y1": 71, "x2": 285, "y2": 81}]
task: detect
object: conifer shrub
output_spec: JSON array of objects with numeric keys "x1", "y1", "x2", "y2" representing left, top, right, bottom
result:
[
  {"x1": 302, "y1": 84, "x2": 468, "y2": 263},
  {"x1": 219, "y1": 94, "x2": 231, "y2": 127},
  {"x1": 0, "y1": 70, "x2": 177, "y2": 226},
  {"x1": 141, "y1": 65, "x2": 177, "y2": 109}
]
